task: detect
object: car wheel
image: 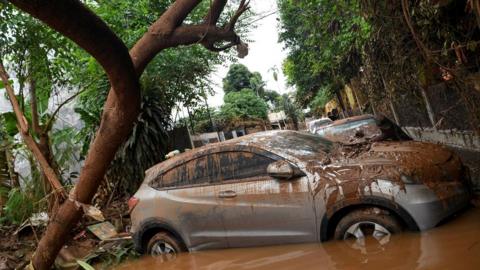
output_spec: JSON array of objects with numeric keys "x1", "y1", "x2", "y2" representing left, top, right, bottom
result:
[
  {"x1": 146, "y1": 232, "x2": 184, "y2": 261},
  {"x1": 334, "y1": 207, "x2": 403, "y2": 245}
]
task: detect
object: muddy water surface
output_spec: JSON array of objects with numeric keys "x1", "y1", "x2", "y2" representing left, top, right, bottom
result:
[{"x1": 118, "y1": 208, "x2": 480, "y2": 270}]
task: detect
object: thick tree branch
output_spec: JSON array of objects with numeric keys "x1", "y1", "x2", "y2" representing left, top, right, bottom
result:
[
  {"x1": 203, "y1": 0, "x2": 227, "y2": 25},
  {"x1": 149, "y1": 0, "x2": 202, "y2": 35},
  {"x1": 226, "y1": 0, "x2": 249, "y2": 31},
  {"x1": 131, "y1": 0, "x2": 249, "y2": 72}
]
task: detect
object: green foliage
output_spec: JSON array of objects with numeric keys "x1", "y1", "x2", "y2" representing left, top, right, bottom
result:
[
  {"x1": 188, "y1": 106, "x2": 218, "y2": 134},
  {"x1": 309, "y1": 85, "x2": 334, "y2": 113},
  {"x1": 273, "y1": 93, "x2": 303, "y2": 129},
  {"x1": 278, "y1": 0, "x2": 371, "y2": 107},
  {"x1": 0, "y1": 188, "x2": 34, "y2": 225},
  {"x1": 222, "y1": 63, "x2": 280, "y2": 106},
  {"x1": 221, "y1": 89, "x2": 268, "y2": 121},
  {"x1": 51, "y1": 127, "x2": 82, "y2": 184},
  {"x1": 0, "y1": 1, "x2": 80, "y2": 115},
  {"x1": 0, "y1": 112, "x2": 18, "y2": 137},
  {"x1": 263, "y1": 90, "x2": 281, "y2": 105},
  {"x1": 0, "y1": 79, "x2": 13, "y2": 89},
  {"x1": 76, "y1": 260, "x2": 95, "y2": 270},
  {"x1": 223, "y1": 64, "x2": 256, "y2": 94}
]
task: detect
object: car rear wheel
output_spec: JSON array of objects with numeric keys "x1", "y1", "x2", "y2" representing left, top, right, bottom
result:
[
  {"x1": 334, "y1": 207, "x2": 403, "y2": 245},
  {"x1": 146, "y1": 232, "x2": 184, "y2": 261}
]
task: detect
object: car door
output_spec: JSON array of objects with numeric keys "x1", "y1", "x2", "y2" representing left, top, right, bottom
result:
[
  {"x1": 211, "y1": 150, "x2": 317, "y2": 248},
  {"x1": 161, "y1": 155, "x2": 228, "y2": 250}
]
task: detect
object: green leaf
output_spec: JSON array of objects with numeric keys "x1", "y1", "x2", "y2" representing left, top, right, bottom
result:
[
  {"x1": 1, "y1": 112, "x2": 19, "y2": 137},
  {"x1": 76, "y1": 260, "x2": 95, "y2": 270},
  {"x1": 0, "y1": 80, "x2": 13, "y2": 89}
]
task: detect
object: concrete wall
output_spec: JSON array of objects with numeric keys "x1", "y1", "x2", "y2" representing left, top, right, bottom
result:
[{"x1": 405, "y1": 128, "x2": 480, "y2": 151}]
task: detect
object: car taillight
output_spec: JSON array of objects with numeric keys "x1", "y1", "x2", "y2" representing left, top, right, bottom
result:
[{"x1": 128, "y1": 197, "x2": 139, "y2": 212}]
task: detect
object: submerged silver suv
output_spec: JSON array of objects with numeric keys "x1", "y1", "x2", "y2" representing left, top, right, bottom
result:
[{"x1": 129, "y1": 130, "x2": 471, "y2": 258}]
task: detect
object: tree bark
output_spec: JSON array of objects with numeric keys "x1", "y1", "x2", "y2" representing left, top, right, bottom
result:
[
  {"x1": 28, "y1": 76, "x2": 59, "y2": 211},
  {"x1": 7, "y1": 0, "x2": 248, "y2": 269}
]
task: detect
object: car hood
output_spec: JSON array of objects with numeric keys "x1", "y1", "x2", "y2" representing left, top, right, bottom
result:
[
  {"x1": 369, "y1": 141, "x2": 453, "y2": 165},
  {"x1": 311, "y1": 140, "x2": 465, "y2": 203}
]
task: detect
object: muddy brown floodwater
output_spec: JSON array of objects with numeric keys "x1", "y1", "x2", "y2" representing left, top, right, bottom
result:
[{"x1": 117, "y1": 208, "x2": 480, "y2": 270}]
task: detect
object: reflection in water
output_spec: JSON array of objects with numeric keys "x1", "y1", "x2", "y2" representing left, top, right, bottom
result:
[{"x1": 117, "y1": 208, "x2": 480, "y2": 270}]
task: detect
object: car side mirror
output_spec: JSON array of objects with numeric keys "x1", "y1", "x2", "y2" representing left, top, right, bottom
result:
[{"x1": 267, "y1": 160, "x2": 305, "y2": 180}]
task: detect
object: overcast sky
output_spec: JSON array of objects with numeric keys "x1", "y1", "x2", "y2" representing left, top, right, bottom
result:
[{"x1": 206, "y1": 0, "x2": 290, "y2": 108}]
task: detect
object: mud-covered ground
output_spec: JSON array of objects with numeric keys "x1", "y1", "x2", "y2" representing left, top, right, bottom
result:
[
  {"x1": 0, "y1": 199, "x2": 132, "y2": 270},
  {"x1": 117, "y1": 207, "x2": 480, "y2": 270}
]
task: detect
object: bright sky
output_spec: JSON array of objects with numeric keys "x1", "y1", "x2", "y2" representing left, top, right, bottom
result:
[{"x1": 206, "y1": 0, "x2": 290, "y2": 108}]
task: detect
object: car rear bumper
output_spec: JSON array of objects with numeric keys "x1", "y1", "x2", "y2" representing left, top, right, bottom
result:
[{"x1": 398, "y1": 183, "x2": 471, "y2": 231}]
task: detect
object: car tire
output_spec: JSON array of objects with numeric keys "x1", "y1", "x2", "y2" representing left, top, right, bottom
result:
[
  {"x1": 334, "y1": 207, "x2": 403, "y2": 241},
  {"x1": 146, "y1": 232, "x2": 184, "y2": 260}
]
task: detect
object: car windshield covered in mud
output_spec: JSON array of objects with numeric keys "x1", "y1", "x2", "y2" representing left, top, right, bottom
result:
[
  {"x1": 129, "y1": 130, "x2": 471, "y2": 259},
  {"x1": 307, "y1": 118, "x2": 333, "y2": 134},
  {"x1": 313, "y1": 114, "x2": 410, "y2": 145}
]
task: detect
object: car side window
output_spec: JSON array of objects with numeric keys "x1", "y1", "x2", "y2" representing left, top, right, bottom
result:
[
  {"x1": 157, "y1": 163, "x2": 187, "y2": 188},
  {"x1": 214, "y1": 151, "x2": 274, "y2": 182},
  {"x1": 152, "y1": 155, "x2": 218, "y2": 189},
  {"x1": 184, "y1": 155, "x2": 217, "y2": 185}
]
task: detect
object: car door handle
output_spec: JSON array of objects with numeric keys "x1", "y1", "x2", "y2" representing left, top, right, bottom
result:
[{"x1": 218, "y1": 190, "x2": 237, "y2": 198}]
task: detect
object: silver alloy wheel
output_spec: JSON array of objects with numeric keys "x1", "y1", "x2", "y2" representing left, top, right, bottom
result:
[
  {"x1": 343, "y1": 221, "x2": 392, "y2": 253},
  {"x1": 150, "y1": 241, "x2": 177, "y2": 262}
]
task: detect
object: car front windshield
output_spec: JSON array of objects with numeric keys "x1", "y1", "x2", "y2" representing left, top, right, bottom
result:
[{"x1": 328, "y1": 118, "x2": 377, "y2": 134}]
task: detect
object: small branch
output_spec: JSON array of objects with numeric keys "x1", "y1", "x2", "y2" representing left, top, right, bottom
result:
[
  {"x1": 44, "y1": 81, "x2": 95, "y2": 132},
  {"x1": 0, "y1": 61, "x2": 29, "y2": 134},
  {"x1": 401, "y1": 0, "x2": 430, "y2": 60},
  {"x1": 130, "y1": 0, "x2": 249, "y2": 72},
  {"x1": 226, "y1": 0, "x2": 249, "y2": 31},
  {"x1": 148, "y1": 0, "x2": 202, "y2": 35}
]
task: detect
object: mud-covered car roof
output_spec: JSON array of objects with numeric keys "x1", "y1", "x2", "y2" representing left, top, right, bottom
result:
[
  {"x1": 144, "y1": 130, "x2": 333, "y2": 181},
  {"x1": 326, "y1": 114, "x2": 374, "y2": 127}
]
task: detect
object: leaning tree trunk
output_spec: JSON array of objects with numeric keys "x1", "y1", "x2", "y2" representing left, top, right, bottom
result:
[{"x1": 7, "y1": 0, "x2": 248, "y2": 268}]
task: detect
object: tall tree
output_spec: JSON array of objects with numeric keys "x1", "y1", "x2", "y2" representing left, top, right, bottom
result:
[
  {"x1": 222, "y1": 63, "x2": 278, "y2": 102},
  {"x1": 278, "y1": 0, "x2": 371, "y2": 110},
  {"x1": 223, "y1": 63, "x2": 255, "y2": 93},
  {"x1": 2, "y1": 0, "x2": 250, "y2": 269}
]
